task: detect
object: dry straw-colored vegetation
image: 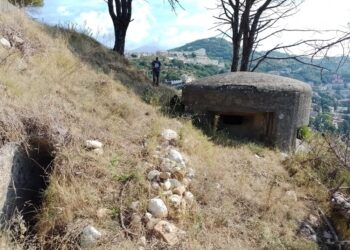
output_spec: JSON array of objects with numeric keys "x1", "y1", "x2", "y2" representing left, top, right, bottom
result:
[{"x1": 0, "y1": 7, "x2": 339, "y2": 250}]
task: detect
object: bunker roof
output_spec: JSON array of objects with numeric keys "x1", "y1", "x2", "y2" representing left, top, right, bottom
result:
[{"x1": 188, "y1": 72, "x2": 312, "y2": 93}]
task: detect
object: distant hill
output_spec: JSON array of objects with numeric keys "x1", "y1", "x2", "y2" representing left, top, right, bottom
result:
[
  {"x1": 168, "y1": 37, "x2": 350, "y2": 84},
  {"x1": 130, "y1": 43, "x2": 167, "y2": 53},
  {"x1": 170, "y1": 37, "x2": 233, "y2": 61}
]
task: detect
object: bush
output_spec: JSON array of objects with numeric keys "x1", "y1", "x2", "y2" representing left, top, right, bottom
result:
[{"x1": 297, "y1": 126, "x2": 312, "y2": 140}]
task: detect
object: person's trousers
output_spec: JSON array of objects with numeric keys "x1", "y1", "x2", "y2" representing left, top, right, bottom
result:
[{"x1": 153, "y1": 71, "x2": 160, "y2": 86}]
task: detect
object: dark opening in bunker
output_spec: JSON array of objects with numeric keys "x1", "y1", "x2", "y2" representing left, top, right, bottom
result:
[
  {"x1": 217, "y1": 112, "x2": 275, "y2": 142},
  {"x1": 1, "y1": 138, "x2": 55, "y2": 230},
  {"x1": 221, "y1": 115, "x2": 244, "y2": 125}
]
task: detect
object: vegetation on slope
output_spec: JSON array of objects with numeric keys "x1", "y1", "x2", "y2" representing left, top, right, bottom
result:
[
  {"x1": 0, "y1": 8, "x2": 346, "y2": 250},
  {"x1": 170, "y1": 37, "x2": 233, "y2": 62}
]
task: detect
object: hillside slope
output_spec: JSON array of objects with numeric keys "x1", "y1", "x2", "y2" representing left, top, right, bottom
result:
[
  {"x1": 170, "y1": 37, "x2": 233, "y2": 62},
  {"x1": 0, "y1": 9, "x2": 329, "y2": 250}
]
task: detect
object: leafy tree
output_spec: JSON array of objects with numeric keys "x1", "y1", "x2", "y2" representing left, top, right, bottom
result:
[
  {"x1": 311, "y1": 113, "x2": 336, "y2": 133},
  {"x1": 9, "y1": 0, "x2": 43, "y2": 7}
]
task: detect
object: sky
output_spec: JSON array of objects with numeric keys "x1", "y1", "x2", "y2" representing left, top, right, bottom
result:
[{"x1": 27, "y1": 0, "x2": 350, "y2": 52}]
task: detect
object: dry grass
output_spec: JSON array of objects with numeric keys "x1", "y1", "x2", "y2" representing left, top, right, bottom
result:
[{"x1": 0, "y1": 8, "x2": 330, "y2": 250}]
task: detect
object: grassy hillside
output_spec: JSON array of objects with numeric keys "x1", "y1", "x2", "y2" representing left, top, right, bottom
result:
[{"x1": 0, "y1": 8, "x2": 344, "y2": 250}]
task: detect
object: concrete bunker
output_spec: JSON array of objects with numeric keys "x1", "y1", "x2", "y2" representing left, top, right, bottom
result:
[
  {"x1": 0, "y1": 138, "x2": 55, "y2": 229},
  {"x1": 183, "y1": 72, "x2": 312, "y2": 151}
]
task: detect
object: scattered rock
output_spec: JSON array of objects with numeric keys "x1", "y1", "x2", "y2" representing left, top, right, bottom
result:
[
  {"x1": 93, "y1": 148, "x2": 104, "y2": 155},
  {"x1": 296, "y1": 139, "x2": 311, "y2": 154},
  {"x1": 0, "y1": 38, "x2": 11, "y2": 49},
  {"x1": 173, "y1": 186, "x2": 186, "y2": 196},
  {"x1": 280, "y1": 152, "x2": 289, "y2": 161},
  {"x1": 169, "y1": 194, "x2": 182, "y2": 208},
  {"x1": 160, "y1": 158, "x2": 177, "y2": 172},
  {"x1": 167, "y1": 149, "x2": 185, "y2": 165},
  {"x1": 144, "y1": 212, "x2": 153, "y2": 222},
  {"x1": 162, "y1": 180, "x2": 171, "y2": 191},
  {"x1": 139, "y1": 236, "x2": 147, "y2": 247},
  {"x1": 169, "y1": 179, "x2": 182, "y2": 189},
  {"x1": 182, "y1": 178, "x2": 191, "y2": 187},
  {"x1": 151, "y1": 182, "x2": 160, "y2": 190},
  {"x1": 160, "y1": 172, "x2": 171, "y2": 180},
  {"x1": 130, "y1": 201, "x2": 140, "y2": 212},
  {"x1": 161, "y1": 129, "x2": 178, "y2": 141},
  {"x1": 153, "y1": 220, "x2": 186, "y2": 246},
  {"x1": 12, "y1": 35, "x2": 24, "y2": 45},
  {"x1": 146, "y1": 218, "x2": 161, "y2": 230},
  {"x1": 85, "y1": 140, "x2": 103, "y2": 149},
  {"x1": 162, "y1": 191, "x2": 173, "y2": 197},
  {"x1": 80, "y1": 225, "x2": 102, "y2": 248},
  {"x1": 96, "y1": 208, "x2": 110, "y2": 219},
  {"x1": 186, "y1": 168, "x2": 195, "y2": 179},
  {"x1": 148, "y1": 198, "x2": 168, "y2": 218},
  {"x1": 173, "y1": 167, "x2": 186, "y2": 180},
  {"x1": 308, "y1": 214, "x2": 319, "y2": 227},
  {"x1": 183, "y1": 191, "x2": 194, "y2": 205},
  {"x1": 147, "y1": 170, "x2": 160, "y2": 181}
]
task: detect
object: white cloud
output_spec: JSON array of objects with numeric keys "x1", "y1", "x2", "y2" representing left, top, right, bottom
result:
[
  {"x1": 57, "y1": 6, "x2": 71, "y2": 16},
  {"x1": 74, "y1": 11, "x2": 113, "y2": 37},
  {"x1": 127, "y1": 1, "x2": 155, "y2": 48}
]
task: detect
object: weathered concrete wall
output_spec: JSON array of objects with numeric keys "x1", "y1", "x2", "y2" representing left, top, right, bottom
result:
[
  {"x1": 183, "y1": 72, "x2": 312, "y2": 151},
  {"x1": 0, "y1": 143, "x2": 17, "y2": 222}
]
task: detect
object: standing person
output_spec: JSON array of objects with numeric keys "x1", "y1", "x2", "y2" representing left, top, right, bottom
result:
[{"x1": 152, "y1": 57, "x2": 161, "y2": 86}]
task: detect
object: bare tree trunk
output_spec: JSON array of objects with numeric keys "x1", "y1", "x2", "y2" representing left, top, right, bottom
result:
[
  {"x1": 108, "y1": 0, "x2": 132, "y2": 56},
  {"x1": 113, "y1": 23, "x2": 128, "y2": 56}
]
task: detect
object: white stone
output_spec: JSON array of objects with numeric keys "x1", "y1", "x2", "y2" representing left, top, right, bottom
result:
[
  {"x1": 154, "y1": 220, "x2": 186, "y2": 246},
  {"x1": 12, "y1": 35, "x2": 24, "y2": 45},
  {"x1": 186, "y1": 168, "x2": 195, "y2": 179},
  {"x1": 147, "y1": 170, "x2": 160, "y2": 181},
  {"x1": 139, "y1": 236, "x2": 147, "y2": 247},
  {"x1": 161, "y1": 129, "x2": 178, "y2": 141},
  {"x1": 148, "y1": 198, "x2": 168, "y2": 218},
  {"x1": 85, "y1": 140, "x2": 103, "y2": 149},
  {"x1": 167, "y1": 149, "x2": 185, "y2": 164},
  {"x1": 144, "y1": 212, "x2": 153, "y2": 222},
  {"x1": 183, "y1": 191, "x2": 194, "y2": 205},
  {"x1": 0, "y1": 38, "x2": 11, "y2": 49},
  {"x1": 173, "y1": 186, "x2": 186, "y2": 196},
  {"x1": 160, "y1": 172, "x2": 171, "y2": 180},
  {"x1": 169, "y1": 179, "x2": 182, "y2": 189},
  {"x1": 146, "y1": 218, "x2": 161, "y2": 230},
  {"x1": 280, "y1": 153, "x2": 289, "y2": 161},
  {"x1": 182, "y1": 178, "x2": 191, "y2": 187},
  {"x1": 93, "y1": 148, "x2": 104, "y2": 155},
  {"x1": 151, "y1": 182, "x2": 160, "y2": 190},
  {"x1": 160, "y1": 158, "x2": 177, "y2": 172},
  {"x1": 162, "y1": 191, "x2": 173, "y2": 197},
  {"x1": 80, "y1": 225, "x2": 102, "y2": 248},
  {"x1": 162, "y1": 180, "x2": 171, "y2": 191},
  {"x1": 169, "y1": 194, "x2": 182, "y2": 208}
]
